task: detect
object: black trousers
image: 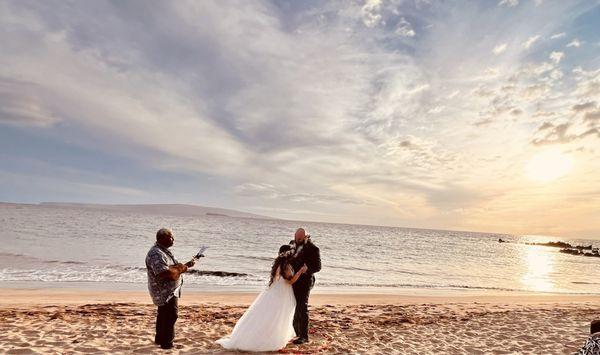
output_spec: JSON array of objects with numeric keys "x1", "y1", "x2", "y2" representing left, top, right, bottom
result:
[
  {"x1": 155, "y1": 296, "x2": 178, "y2": 347},
  {"x1": 293, "y1": 276, "x2": 314, "y2": 339}
]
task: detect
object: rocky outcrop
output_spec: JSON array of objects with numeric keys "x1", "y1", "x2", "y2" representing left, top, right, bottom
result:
[
  {"x1": 560, "y1": 248, "x2": 600, "y2": 258},
  {"x1": 528, "y1": 241, "x2": 592, "y2": 250}
]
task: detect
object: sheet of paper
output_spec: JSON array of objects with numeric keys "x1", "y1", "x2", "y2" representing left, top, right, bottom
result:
[{"x1": 195, "y1": 246, "x2": 208, "y2": 258}]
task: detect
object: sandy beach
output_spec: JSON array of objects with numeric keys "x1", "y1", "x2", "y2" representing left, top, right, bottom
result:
[{"x1": 0, "y1": 289, "x2": 598, "y2": 354}]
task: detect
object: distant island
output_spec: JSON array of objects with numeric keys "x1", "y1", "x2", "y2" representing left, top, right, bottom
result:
[
  {"x1": 206, "y1": 212, "x2": 229, "y2": 217},
  {"x1": 1, "y1": 202, "x2": 273, "y2": 220}
]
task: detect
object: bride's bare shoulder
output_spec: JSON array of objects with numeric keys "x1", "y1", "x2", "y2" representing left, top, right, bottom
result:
[{"x1": 284, "y1": 264, "x2": 294, "y2": 278}]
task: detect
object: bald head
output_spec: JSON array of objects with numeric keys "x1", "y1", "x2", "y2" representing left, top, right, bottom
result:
[
  {"x1": 156, "y1": 228, "x2": 174, "y2": 248},
  {"x1": 294, "y1": 228, "x2": 306, "y2": 244}
]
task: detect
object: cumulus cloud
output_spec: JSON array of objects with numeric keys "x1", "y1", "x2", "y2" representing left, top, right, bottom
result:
[{"x1": 361, "y1": 0, "x2": 383, "y2": 28}]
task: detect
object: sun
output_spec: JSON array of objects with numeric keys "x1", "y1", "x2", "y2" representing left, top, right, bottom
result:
[{"x1": 525, "y1": 149, "x2": 574, "y2": 182}]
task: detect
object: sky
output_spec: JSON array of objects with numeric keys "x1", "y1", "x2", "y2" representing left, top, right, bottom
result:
[{"x1": 0, "y1": 0, "x2": 599, "y2": 238}]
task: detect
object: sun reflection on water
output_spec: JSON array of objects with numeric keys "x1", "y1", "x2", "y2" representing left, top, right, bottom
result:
[{"x1": 520, "y1": 245, "x2": 556, "y2": 293}]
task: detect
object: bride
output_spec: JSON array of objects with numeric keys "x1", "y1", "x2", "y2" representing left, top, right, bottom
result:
[{"x1": 216, "y1": 244, "x2": 308, "y2": 352}]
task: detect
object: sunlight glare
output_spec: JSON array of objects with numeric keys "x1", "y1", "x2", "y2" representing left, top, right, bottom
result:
[
  {"x1": 525, "y1": 149, "x2": 573, "y2": 182},
  {"x1": 520, "y1": 245, "x2": 556, "y2": 293}
]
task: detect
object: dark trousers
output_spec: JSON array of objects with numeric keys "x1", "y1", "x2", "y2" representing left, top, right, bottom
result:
[
  {"x1": 293, "y1": 276, "x2": 313, "y2": 339},
  {"x1": 155, "y1": 296, "x2": 178, "y2": 348}
]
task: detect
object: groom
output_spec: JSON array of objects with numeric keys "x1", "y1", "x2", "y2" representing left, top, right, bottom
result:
[{"x1": 289, "y1": 228, "x2": 321, "y2": 344}]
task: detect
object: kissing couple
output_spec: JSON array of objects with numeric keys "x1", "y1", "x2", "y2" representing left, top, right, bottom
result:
[{"x1": 217, "y1": 227, "x2": 322, "y2": 352}]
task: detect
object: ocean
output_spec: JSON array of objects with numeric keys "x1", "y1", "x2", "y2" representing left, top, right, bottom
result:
[{"x1": 0, "y1": 204, "x2": 598, "y2": 295}]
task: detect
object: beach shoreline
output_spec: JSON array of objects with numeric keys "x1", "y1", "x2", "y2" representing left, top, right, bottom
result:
[
  {"x1": 2, "y1": 287, "x2": 600, "y2": 306},
  {"x1": 1, "y1": 287, "x2": 598, "y2": 353}
]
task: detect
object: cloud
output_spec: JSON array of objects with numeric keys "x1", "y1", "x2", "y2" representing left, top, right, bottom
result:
[
  {"x1": 0, "y1": 78, "x2": 60, "y2": 127},
  {"x1": 549, "y1": 51, "x2": 564, "y2": 64},
  {"x1": 395, "y1": 17, "x2": 416, "y2": 37},
  {"x1": 233, "y1": 182, "x2": 373, "y2": 206},
  {"x1": 567, "y1": 38, "x2": 581, "y2": 47},
  {"x1": 531, "y1": 123, "x2": 572, "y2": 145},
  {"x1": 521, "y1": 83, "x2": 550, "y2": 99},
  {"x1": 0, "y1": 166, "x2": 148, "y2": 203},
  {"x1": 493, "y1": 43, "x2": 508, "y2": 55},
  {"x1": 533, "y1": 111, "x2": 556, "y2": 118},
  {"x1": 522, "y1": 35, "x2": 540, "y2": 49},
  {"x1": 572, "y1": 101, "x2": 597, "y2": 113},
  {"x1": 571, "y1": 101, "x2": 600, "y2": 125},
  {"x1": 498, "y1": 0, "x2": 519, "y2": 7},
  {"x1": 361, "y1": 0, "x2": 383, "y2": 28},
  {"x1": 584, "y1": 111, "x2": 600, "y2": 123},
  {"x1": 427, "y1": 105, "x2": 445, "y2": 114},
  {"x1": 510, "y1": 108, "x2": 523, "y2": 116},
  {"x1": 573, "y1": 67, "x2": 600, "y2": 98},
  {"x1": 532, "y1": 122, "x2": 600, "y2": 146},
  {"x1": 550, "y1": 32, "x2": 566, "y2": 39}
]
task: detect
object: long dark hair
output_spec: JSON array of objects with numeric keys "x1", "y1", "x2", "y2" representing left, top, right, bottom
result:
[{"x1": 269, "y1": 244, "x2": 293, "y2": 286}]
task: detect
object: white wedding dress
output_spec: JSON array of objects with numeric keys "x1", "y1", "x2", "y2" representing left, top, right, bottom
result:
[{"x1": 216, "y1": 266, "x2": 296, "y2": 352}]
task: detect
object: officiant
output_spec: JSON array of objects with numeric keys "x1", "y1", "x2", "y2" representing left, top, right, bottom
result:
[{"x1": 145, "y1": 228, "x2": 198, "y2": 350}]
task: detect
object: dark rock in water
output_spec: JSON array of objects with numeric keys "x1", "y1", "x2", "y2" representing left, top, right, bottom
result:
[
  {"x1": 560, "y1": 248, "x2": 581, "y2": 255},
  {"x1": 529, "y1": 241, "x2": 574, "y2": 248},
  {"x1": 498, "y1": 238, "x2": 506, "y2": 243},
  {"x1": 560, "y1": 248, "x2": 600, "y2": 258},
  {"x1": 576, "y1": 245, "x2": 593, "y2": 250},
  {"x1": 518, "y1": 240, "x2": 598, "y2": 259},
  {"x1": 187, "y1": 269, "x2": 249, "y2": 277},
  {"x1": 126, "y1": 266, "x2": 249, "y2": 277},
  {"x1": 528, "y1": 241, "x2": 593, "y2": 250}
]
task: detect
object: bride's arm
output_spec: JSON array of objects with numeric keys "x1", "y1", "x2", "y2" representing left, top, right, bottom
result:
[{"x1": 286, "y1": 264, "x2": 308, "y2": 285}]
